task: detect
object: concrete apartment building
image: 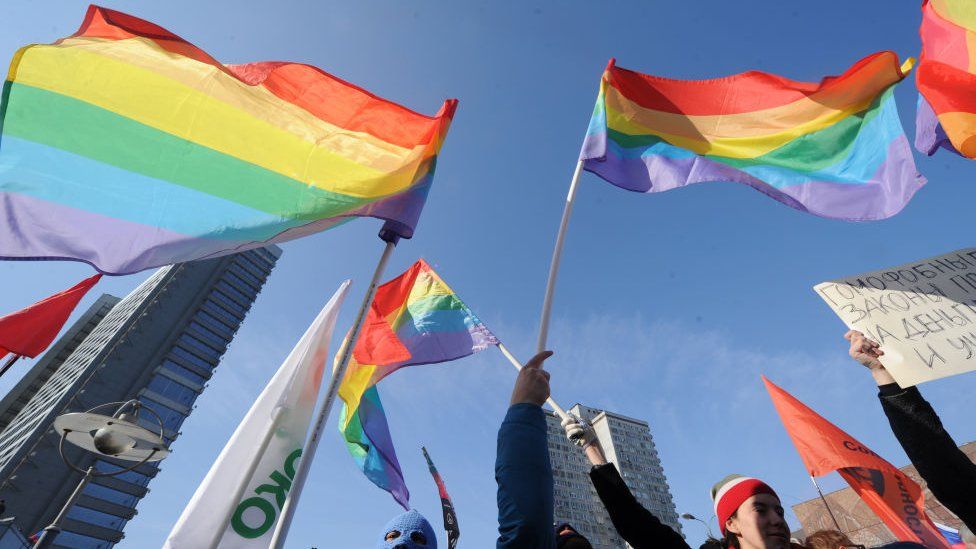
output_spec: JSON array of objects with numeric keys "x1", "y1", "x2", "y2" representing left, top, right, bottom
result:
[{"x1": 545, "y1": 403, "x2": 683, "y2": 549}]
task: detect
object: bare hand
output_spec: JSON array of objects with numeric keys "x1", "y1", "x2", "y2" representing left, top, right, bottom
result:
[
  {"x1": 844, "y1": 330, "x2": 896, "y2": 386},
  {"x1": 510, "y1": 351, "x2": 552, "y2": 406},
  {"x1": 845, "y1": 330, "x2": 884, "y2": 369}
]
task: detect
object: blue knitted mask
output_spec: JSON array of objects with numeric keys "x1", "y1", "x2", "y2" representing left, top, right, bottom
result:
[{"x1": 376, "y1": 509, "x2": 437, "y2": 549}]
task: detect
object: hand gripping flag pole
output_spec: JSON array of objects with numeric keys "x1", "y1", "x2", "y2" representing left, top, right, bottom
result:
[
  {"x1": 270, "y1": 222, "x2": 402, "y2": 549},
  {"x1": 536, "y1": 160, "x2": 584, "y2": 354}
]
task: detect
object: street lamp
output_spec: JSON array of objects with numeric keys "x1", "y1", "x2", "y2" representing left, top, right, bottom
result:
[
  {"x1": 680, "y1": 512, "x2": 717, "y2": 541},
  {"x1": 33, "y1": 400, "x2": 170, "y2": 549}
]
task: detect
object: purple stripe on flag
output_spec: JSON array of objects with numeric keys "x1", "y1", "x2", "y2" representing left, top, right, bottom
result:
[
  {"x1": 0, "y1": 192, "x2": 257, "y2": 274},
  {"x1": 582, "y1": 137, "x2": 924, "y2": 222},
  {"x1": 915, "y1": 95, "x2": 961, "y2": 157}
]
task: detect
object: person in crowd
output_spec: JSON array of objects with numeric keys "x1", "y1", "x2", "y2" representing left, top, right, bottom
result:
[
  {"x1": 845, "y1": 330, "x2": 976, "y2": 531},
  {"x1": 378, "y1": 509, "x2": 436, "y2": 549},
  {"x1": 562, "y1": 406, "x2": 793, "y2": 548},
  {"x1": 555, "y1": 523, "x2": 594, "y2": 548},
  {"x1": 496, "y1": 350, "x2": 556, "y2": 548},
  {"x1": 803, "y1": 530, "x2": 861, "y2": 549}
]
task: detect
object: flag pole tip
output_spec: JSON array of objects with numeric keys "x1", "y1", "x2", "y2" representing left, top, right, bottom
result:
[{"x1": 379, "y1": 221, "x2": 407, "y2": 243}]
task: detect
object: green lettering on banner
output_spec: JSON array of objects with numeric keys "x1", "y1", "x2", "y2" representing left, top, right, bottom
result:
[{"x1": 230, "y1": 448, "x2": 303, "y2": 538}]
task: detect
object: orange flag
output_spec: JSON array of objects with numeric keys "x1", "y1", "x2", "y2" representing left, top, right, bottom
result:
[
  {"x1": 763, "y1": 376, "x2": 948, "y2": 548},
  {"x1": 0, "y1": 274, "x2": 101, "y2": 360}
]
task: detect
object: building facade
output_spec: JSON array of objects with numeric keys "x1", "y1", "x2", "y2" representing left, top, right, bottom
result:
[
  {"x1": 792, "y1": 441, "x2": 976, "y2": 546},
  {"x1": 546, "y1": 403, "x2": 683, "y2": 549},
  {"x1": 0, "y1": 246, "x2": 280, "y2": 548}
]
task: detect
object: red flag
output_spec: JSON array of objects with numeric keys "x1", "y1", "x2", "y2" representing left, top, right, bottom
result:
[
  {"x1": 0, "y1": 274, "x2": 101, "y2": 359},
  {"x1": 763, "y1": 376, "x2": 948, "y2": 548}
]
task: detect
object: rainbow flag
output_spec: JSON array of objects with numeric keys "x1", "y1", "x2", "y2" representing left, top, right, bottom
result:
[
  {"x1": 917, "y1": 0, "x2": 976, "y2": 158},
  {"x1": 0, "y1": 6, "x2": 457, "y2": 275},
  {"x1": 337, "y1": 259, "x2": 497, "y2": 508},
  {"x1": 580, "y1": 53, "x2": 924, "y2": 221}
]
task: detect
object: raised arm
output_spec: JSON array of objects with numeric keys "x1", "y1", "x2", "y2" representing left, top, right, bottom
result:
[
  {"x1": 846, "y1": 330, "x2": 976, "y2": 531},
  {"x1": 562, "y1": 418, "x2": 690, "y2": 549},
  {"x1": 496, "y1": 351, "x2": 556, "y2": 549}
]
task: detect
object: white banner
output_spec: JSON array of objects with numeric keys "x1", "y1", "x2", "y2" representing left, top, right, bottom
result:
[
  {"x1": 164, "y1": 280, "x2": 351, "y2": 548},
  {"x1": 815, "y1": 248, "x2": 976, "y2": 386}
]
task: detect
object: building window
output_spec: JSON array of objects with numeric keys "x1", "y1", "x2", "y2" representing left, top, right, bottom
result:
[
  {"x1": 210, "y1": 290, "x2": 248, "y2": 316},
  {"x1": 67, "y1": 505, "x2": 128, "y2": 531},
  {"x1": 53, "y1": 530, "x2": 113, "y2": 549},
  {"x1": 93, "y1": 461, "x2": 151, "y2": 487},
  {"x1": 216, "y1": 280, "x2": 255, "y2": 305},
  {"x1": 176, "y1": 333, "x2": 222, "y2": 361},
  {"x1": 196, "y1": 307, "x2": 237, "y2": 333},
  {"x1": 188, "y1": 321, "x2": 229, "y2": 350},
  {"x1": 147, "y1": 375, "x2": 199, "y2": 407},
  {"x1": 170, "y1": 347, "x2": 215, "y2": 371},
  {"x1": 160, "y1": 359, "x2": 207, "y2": 386},
  {"x1": 139, "y1": 396, "x2": 187, "y2": 432},
  {"x1": 228, "y1": 264, "x2": 264, "y2": 290},
  {"x1": 82, "y1": 483, "x2": 138, "y2": 508}
]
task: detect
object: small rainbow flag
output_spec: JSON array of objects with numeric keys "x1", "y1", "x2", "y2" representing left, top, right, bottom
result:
[
  {"x1": 917, "y1": 0, "x2": 976, "y2": 158},
  {"x1": 337, "y1": 259, "x2": 497, "y2": 509},
  {"x1": 580, "y1": 53, "x2": 924, "y2": 221},
  {"x1": 0, "y1": 6, "x2": 457, "y2": 274}
]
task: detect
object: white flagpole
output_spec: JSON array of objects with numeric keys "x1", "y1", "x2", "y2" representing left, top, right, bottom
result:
[
  {"x1": 536, "y1": 160, "x2": 584, "y2": 354},
  {"x1": 270, "y1": 226, "x2": 400, "y2": 548},
  {"x1": 497, "y1": 342, "x2": 571, "y2": 421}
]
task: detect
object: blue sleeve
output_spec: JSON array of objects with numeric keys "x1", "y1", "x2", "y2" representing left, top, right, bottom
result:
[{"x1": 496, "y1": 403, "x2": 555, "y2": 549}]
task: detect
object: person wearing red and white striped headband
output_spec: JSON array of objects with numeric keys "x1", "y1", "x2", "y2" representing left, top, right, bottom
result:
[{"x1": 710, "y1": 474, "x2": 791, "y2": 549}]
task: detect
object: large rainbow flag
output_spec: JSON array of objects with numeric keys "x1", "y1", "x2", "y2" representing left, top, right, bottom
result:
[
  {"x1": 580, "y1": 53, "x2": 924, "y2": 221},
  {"x1": 917, "y1": 0, "x2": 976, "y2": 158},
  {"x1": 0, "y1": 6, "x2": 457, "y2": 274},
  {"x1": 337, "y1": 259, "x2": 497, "y2": 508}
]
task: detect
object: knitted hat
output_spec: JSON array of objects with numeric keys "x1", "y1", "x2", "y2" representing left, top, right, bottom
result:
[{"x1": 711, "y1": 474, "x2": 778, "y2": 535}]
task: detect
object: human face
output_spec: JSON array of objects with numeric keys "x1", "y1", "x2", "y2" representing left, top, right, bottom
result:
[{"x1": 725, "y1": 494, "x2": 790, "y2": 549}]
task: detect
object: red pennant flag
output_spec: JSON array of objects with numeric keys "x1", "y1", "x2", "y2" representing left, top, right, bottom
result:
[
  {"x1": 0, "y1": 274, "x2": 102, "y2": 359},
  {"x1": 762, "y1": 376, "x2": 949, "y2": 548}
]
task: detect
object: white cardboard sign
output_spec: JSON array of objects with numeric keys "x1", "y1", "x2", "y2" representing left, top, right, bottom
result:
[{"x1": 815, "y1": 248, "x2": 976, "y2": 386}]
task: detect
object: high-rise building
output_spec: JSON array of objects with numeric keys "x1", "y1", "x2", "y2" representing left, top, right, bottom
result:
[
  {"x1": 546, "y1": 403, "x2": 682, "y2": 549},
  {"x1": 0, "y1": 246, "x2": 280, "y2": 548},
  {"x1": 792, "y1": 441, "x2": 976, "y2": 546}
]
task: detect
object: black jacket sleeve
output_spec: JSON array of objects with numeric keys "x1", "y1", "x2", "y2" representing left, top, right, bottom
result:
[
  {"x1": 589, "y1": 463, "x2": 690, "y2": 549},
  {"x1": 877, "y1": 383, "x2": 976, "y2": 531}
]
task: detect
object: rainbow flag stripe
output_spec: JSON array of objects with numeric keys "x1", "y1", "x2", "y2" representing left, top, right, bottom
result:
[
  {"x1": 917, "y1": 0, "x2": 976, "y2": 158},
  {"x1": 0, "y1": 6, "x2": 457, "y2": 274},
  {"x1": 338, "y1": 259, "x2": 497, "y2": 508},
  {"x1": 580, "y1": 53, "x2": 924, "y2": 221}
]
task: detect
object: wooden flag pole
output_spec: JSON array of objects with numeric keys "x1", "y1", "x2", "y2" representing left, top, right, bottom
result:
[
  {"x1": 497, "y1": 342, "x2": 571, "y2": 421},
  {"x1": 270, "y1": 226, "x2": 400, "y2": 549},
  {"x1": 0, "y1": 355, "x2": 21, "y2": 377},
  {"x1": 810, "y1": 476, "x2": 843, "y2": 532},
  {"x1": 536, "y1": 160, "x2": 584, "y2": 354}
]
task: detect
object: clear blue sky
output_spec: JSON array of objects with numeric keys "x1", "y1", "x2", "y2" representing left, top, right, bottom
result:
[{"x1": 1, "y1": 1, "x2": 974, "y2": 547}]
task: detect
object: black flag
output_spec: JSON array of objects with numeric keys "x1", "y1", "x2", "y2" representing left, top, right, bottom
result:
[{"x1": 421, "y1": 447, "x2": 460, "y2": 548}]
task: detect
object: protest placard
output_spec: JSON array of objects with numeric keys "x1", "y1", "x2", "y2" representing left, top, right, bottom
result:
[{"x1": 815, "y1": 248, "x2": 976, "y2": 386}]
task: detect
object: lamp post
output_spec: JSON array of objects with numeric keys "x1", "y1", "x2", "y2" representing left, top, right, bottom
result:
[
  {"x1": 33, "y1": 400, "x2": 170, "y2": 549},
  {"x1": 680, "y1": 512, "x2": 717, "y2": 541}
]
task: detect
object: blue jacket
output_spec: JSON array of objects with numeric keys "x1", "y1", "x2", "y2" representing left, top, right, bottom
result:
[{"x1": 496, "y1": 403, "x2": 555, "y2": 549}]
